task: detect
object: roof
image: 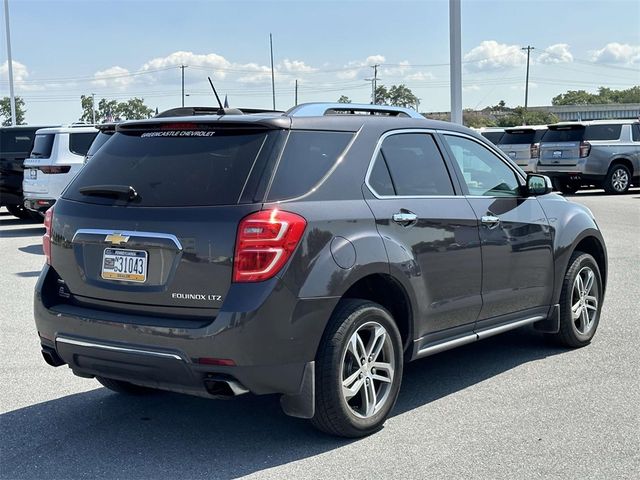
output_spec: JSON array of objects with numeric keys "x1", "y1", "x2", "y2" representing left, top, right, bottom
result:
[{"x1": 35, "y1": 125, "x2": 98, "y2": 134}]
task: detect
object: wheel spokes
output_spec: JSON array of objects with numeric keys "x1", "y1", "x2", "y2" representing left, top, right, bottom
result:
[
  {"x1": 572, "y1": 300, "x2": 582, "y2": 320},
  {"x1": 371, "y1": 361, "x2": 393, "y2": 383},
  {"x1": 583, "y1": 269, "x2": 594, "y2": 295},
  {"x1": 343, "y1": 374, "x2": 365, "y2": 401},
  {"x1": 363, "y1": 378, "x2": 377, "y2": 417},
  {"x1": 367, "y1": 325, "x2": 387, "y2": 363}
]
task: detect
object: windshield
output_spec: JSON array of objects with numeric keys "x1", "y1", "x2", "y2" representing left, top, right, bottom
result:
[{"x1": 542, "y1": 126, "x2": 585, "y2": 143}]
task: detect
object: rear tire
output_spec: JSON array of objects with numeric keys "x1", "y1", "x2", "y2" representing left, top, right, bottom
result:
[
  {"x1": 552, "y1": 178, "x2": 580, "y2": 195},
  {"x1": 311, "y1": 299, "x2": 403, "y2": 437},
  {"x1": 603, "y1": 164, "x2": 631, "y2": 194},
  {"x1": 6, "y1": 203, "x2": 40, "y2": 221},
  {"x1": 97, "y1": 377, "x2": 157, "y2": 395},
  {"x1": 547, "y1": 251, "x2": 602, "y2": 348}
]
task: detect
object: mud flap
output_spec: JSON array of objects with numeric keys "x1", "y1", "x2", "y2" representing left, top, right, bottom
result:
[
  {"x1": 280, "y1": 361, "x2": 315, "y2": 419},
  {"x1": 534, "y1": 304, "x2": 560, "y2": 333}
]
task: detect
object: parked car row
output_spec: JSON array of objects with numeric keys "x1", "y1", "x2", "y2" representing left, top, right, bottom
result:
[
  {"x1": 478, "y1": 120, "x2": 640, "y2": 194},
  {"x1": 28, "y1": 102, "x2": 608, "y2": 438}
]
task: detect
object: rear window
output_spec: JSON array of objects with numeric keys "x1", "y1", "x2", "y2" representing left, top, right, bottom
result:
[
  {"x1": 30, "y1": 134, "x2": 55, "y2": 158},
  {"x1": 266, "y1": 130, "x2": 354, "y2": 201},
  {"x1": 0, "y1": 130, "x2": 36, "y2": 154},
  {"x1": 633, "y1": 124, "x2": 640, "y2": 142},
  {"x1": 481, "y1": 131, "x2": 504, "y2": 144},
  {"x1": 541, "y1": 126, "x2": 585, "y2": 143},
  {"x1": 65, "y1": 130, "x2": 273, "y2": 207},
  {"x1": 69, "y1": 132, "x2": 98, "y2": 156},
  {"x1": 499, "y1": 129, "x2": 546, "y2": 145},
  {"x1": 584, "y1": 124, "x2": 622, "y2": 141},
  {"x1": 86, "y1": 131, "x2": 114, "y2": 157}
]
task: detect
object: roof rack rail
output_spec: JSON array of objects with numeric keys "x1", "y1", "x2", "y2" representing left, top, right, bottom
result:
[
  {"x1": 285, "y1": 102, "x2": 424, "y2": 119},
  {"x1": 155, "y1": 106, "x2": 284, "y2": 118}
]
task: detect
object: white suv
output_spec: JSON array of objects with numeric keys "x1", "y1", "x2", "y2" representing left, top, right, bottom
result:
[{"x1": 23, "y1": 125, "x2": 98, "y2": 213}]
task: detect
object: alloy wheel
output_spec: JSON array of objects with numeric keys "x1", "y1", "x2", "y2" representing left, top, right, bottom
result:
[
  {"x1": 571, "y1": 266, "x2": 598, "y2": 335},
  {"x1": 341, "y1": 321, "x2": 395, "y2": 418},
  {"x1": 611, "y1": 168, "x2": 629, "y2": 192}
]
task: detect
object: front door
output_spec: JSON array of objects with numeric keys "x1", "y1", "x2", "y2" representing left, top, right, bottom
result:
[{"x1": 441, "y1": 133, "x2": 554, "y2": 324}]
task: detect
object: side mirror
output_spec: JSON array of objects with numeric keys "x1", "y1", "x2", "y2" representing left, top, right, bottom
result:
[{"x1": 526, "y1": 174, "x2": 553, "y2": 196}]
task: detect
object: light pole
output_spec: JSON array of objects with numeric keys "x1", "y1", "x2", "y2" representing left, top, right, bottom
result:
[
  {"x1": 180, "y1": 65, "x2": 188, "y2": 107},
  {"x1": 91, "y1": 93, "x2": 96, "y2": 124},
  {"x1": 522, "y1": 45, "x2": 535, "y2": 124},
  {"x1": 449, "y1": 0, "x2": 462, "y2": 124},
  {"x1": 3, "y1": 0, "x2": 16, "y2": 125}
]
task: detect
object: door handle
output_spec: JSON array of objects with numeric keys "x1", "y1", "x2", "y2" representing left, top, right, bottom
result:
[
  {"x1": 481, "y1": 215, "x2": 501, "y2": 228},
  {"x1": 392, "y1": 211, "x2": 418, "y2": 226}
]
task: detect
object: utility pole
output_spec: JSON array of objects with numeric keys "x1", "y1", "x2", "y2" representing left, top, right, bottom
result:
[
  {"x1": 269, "y1": 33, "x2": 276, "y2": 110},
  {"x1": 294, "y1": 79, "x2": 298, "y2": 106},
  {"x1": 449, "y1": 0, "x2": 462, "y2": 124},
  {"x1": 91, "y1": 93, "x2": 96, "y2": 124},
  {"x1": 372, "y1": 64, "x2": 379, "y2": 104},
  {"x1": 180, "y1": 65, "x2": 187, "y2": 107},
  {"x1": 522, "y1": 45, "x2": 535, "y2": 123},
  {"x1": 4, "y1": 0, "x2": 16, "y2": 125}
]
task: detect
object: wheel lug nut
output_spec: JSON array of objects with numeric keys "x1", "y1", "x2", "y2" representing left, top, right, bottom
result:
[
  {"x1": 371, "y1": 368, "x2": 376, "y2": 374},
  {"x1": 368, "y1": 356, "x2": 372, "y2": 362},
  {"x1": 359, "y1": 373, "x2": 363, "y2": 379}
]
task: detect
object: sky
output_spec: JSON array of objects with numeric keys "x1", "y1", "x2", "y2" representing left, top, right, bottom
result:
[{"x1": 1, "y1": 0, "x2": 639, "y2": 124}]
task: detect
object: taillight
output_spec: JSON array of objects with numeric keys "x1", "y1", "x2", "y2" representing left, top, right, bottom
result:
[
  {"x1": 233, "y1": 209, "x2": 306, "y2": 283},
  {"x1": 43, "y1": 208, "x2": 53, "y2": 265},
  {"x1": 39, "y1": 166, "x2": 71, "y2": 174},
  {"x1": 530, "y1": 143, "x2": 540, "y2": 159},
  {"x1": 579, "y1": 141, "x2": 591, "y2": 158}
]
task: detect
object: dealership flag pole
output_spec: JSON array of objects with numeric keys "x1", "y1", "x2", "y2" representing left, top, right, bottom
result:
[
  {"x1": 449, "y1": 0, "x2": 462, "y2": 124},
  {"x1": 3, "y1": 0, "x2": 16, "y2": 125}
]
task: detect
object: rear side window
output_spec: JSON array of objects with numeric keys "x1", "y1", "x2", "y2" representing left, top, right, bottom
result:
[
  {"x1": 373, "y1": 133, "x2": 454, "y2": 196},
  {"x1": 500, "y1": 129, "x2": 546, "y2": 145},
  {"x1": 633, "y1": 124, "x2": 640, "y2": 142},
  {"x1": 30, "y1": 134, "x2": 55, "y2": 158},
  {"x1": 86, "y1": 132, "x2": 113, "y2": 157},
  {"x1": 0, "y1": 130, "x2": 35, "y2": 154},
  {"x1": 66, "y1": 130, "x2": 272, "y2": 207},
  {"x1": 69, "y1": 132, "x2": 98, "y2": 156},
  {"x1": 267, "y1": 131, "x2": 354, "y2": 201},
  {"x1": 584, "y1": 124, "x2": 622, "y2": 141},
  {"x1": 542, "y1": 127, "x2": 585, "y2": 143},
  {"x1": 481, "y1": 132, "x2": 504, "y2": 144}
]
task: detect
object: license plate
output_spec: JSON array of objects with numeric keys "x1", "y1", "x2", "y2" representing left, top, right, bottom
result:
[
  {"x1": 29, "y1": 169, "x2": 37, "y2": 179},
  {"x1": 101, "y1": 248, "x2": 147, "y2": 283}
]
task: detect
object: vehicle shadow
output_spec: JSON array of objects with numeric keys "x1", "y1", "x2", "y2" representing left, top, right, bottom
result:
[
  {"x1": 18, "y1": 244, "x2": 43, "y2": 255},
  {"x1": 14, "y1": 270, "x2": 41, "y2": 277},
  {"x1": 0, "y1": 217, "x2": 42, "y2": 226},
  {"x1": 0, "y1": 227, "x2": 44, "y2": 238},
  {"x1": 0, "y1": 329, "x2": 565, "y2": 479}
]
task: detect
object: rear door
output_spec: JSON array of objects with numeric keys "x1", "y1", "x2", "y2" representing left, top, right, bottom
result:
[
  {"x1": 51, "y1": 124, "x2": 284, "y2": 318},
  {"x1": 364, "y1": 130, "x2": 482, "y2": 339},
  {"x1": 441, "y1": 133, "x2": 554, "y2": 324}
]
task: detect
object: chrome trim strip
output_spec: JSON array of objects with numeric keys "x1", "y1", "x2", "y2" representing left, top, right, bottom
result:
[
  {"x1": 56, "y1": 336, "x2": 185, "y2": 362},
  {"x1": 72, "y1": 229, "x2": 183, "y2": 250},
  {"x1": 416, "y1": 333, "x2": 477, "y2": 358},
  {"x1": 475, "y1": 315, "x2": 544, "y2": 340}
]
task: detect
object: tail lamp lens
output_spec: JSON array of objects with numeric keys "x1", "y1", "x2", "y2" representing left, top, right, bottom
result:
[
  {"x1": 233, "y1": 209, "x2": 306, "y2": 283},
  {"x1": 43, "y1": 208, "x2": 53, "y2": 265},
  {"x1": 579, "y1": 141, "x2": 591, "y2": 158},
  {"x1": 530, "y1": 143, "x2": 540, "y2": 159},
  {"x1": 39, "y1": 166, "x2": 71, "y2": 174}
]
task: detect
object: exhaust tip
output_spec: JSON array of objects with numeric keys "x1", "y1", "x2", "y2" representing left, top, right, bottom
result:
[
  {"x1": 41, "y1": 347, "x2": 65, "y2": 367},
  {"x1": 204, "y1": 376, "x2": 249, "y2": 397}
]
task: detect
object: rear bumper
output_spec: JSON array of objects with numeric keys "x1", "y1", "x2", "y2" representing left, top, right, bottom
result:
[
  {"x1": 34, "y1": 264, "x2": 337, "y2": 403},
  {"x1": 24, "y1": 197, "x2": 55, "y2": 213}
]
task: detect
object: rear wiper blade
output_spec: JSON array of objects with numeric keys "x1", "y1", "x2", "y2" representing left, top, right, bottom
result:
[{"x1": 78, "y1": 184, "x2": 139, "y2": 201}]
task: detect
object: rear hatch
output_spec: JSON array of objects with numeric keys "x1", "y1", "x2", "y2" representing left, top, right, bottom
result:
[
  {"x1": 0, "y1": 128, "x2": 37, "y2": 204},
  {"x1": 23, "y1": 132, "x2": 56, "y2": 195},
  {"x1": 539, "y1": 124, "x2": 585, "y2": 166},
  {"x1": 50, "y1": 121, "x2": 286, "y2": 319},
  {"x1": 497, "y1": 128, "x2": 546, "y2": 167}
]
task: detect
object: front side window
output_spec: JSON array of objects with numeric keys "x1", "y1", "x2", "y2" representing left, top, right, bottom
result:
[
  {"x1": 444, "y1": 135, "x2": 521, "y2": 197},
  {"x1": 370, "y1": 133, "x2": 454, "y2": 196}
]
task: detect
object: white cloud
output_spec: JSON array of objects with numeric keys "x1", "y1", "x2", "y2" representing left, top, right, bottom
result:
[
  {"x1": 366, "y1": 55, "x2": 386, "y2": 65},
  {"x1": 538, "y1": 44, "x2": 573, "y2": 64},
  {"x1": 591, "y1": 42, "x2": 640, "y2": 64},
  {"x1": 92, "y1": 66, "x2": 134, "y2": 88},
  {"x1": 337, "y1": 54, "x2": 386, "y2": 80},
  {"x1": 510, "y1": 82, "x2": 538, "y2": 91},
  {"x1": 464, "y1": 40, "x2": 526, "y2": 72},
  {"x1": 280, "y1": 59, "x2": 317, "y2": 74},
  {"x1": 142, "y1": 51, "x2": 231, "y2": 79},
  {"x1": 463, "y1": 84, "x2": 481, "y2": 92},
  {"x1": 406, "y1": 71, "x2": 435, "y2": 81},
  {"x1": 1, "y1": 60, "x2": 29, "y2": 83}
]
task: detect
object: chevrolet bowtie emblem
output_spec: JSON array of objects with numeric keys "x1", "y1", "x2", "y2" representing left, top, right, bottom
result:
[{"x1": 105, "y1": 233, "x2": 130, "y2": 245}]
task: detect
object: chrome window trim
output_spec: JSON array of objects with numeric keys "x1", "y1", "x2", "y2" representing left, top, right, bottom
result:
[
  {"x1": 364, "y1": 128, "x2": 460, "y2": 200},
  {"x1": 72, "y1": 229, "x2": 183, "y2": 250},
  {"x1": 56, "y1": 336, "x2": 185, "y2": 362}
]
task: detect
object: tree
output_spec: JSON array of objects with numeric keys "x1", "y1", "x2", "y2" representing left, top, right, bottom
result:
[
  {"x1": 496, "y1": 107, "x2": 558, "y2": 127},
  {"x1": 337, "y1": 95, "x2": 351, "y2": 103},
  {"x1": 0, "y1": 96, "x2": 26, "y2": 126},
  {"x1": 552, "y1": 86, "x2": 640, "y2": 105},
  {"x1": 374, "y1": 84, "x2": 418, "y2": 109},
  {"x1": 463, "y1": 109, "x2": 496, "y2": 128},
  {"x1": 79, "y1": 96, "x2": 154, "y2": 123}
]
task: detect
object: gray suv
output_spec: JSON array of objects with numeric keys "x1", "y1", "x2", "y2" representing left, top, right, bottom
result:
[
  {"x1": 536, "y1": 120, "x2": 640, "y2": 194},
  {"x1": 34, "y1": 103, "x2": 607, "y2": 437}
]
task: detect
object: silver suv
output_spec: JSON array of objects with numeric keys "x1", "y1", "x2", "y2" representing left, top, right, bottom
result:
[
  {"x1": 536, "y1": 120, "x2": 640, "y2": 194},
  {"x1": 497, "y1": 125, "x2": 547, "y2": 173}
]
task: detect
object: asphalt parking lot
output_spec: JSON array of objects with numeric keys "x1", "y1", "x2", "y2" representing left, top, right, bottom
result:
[{"x1": 1, "y1": 191, "x2": 638, "y2": 480}]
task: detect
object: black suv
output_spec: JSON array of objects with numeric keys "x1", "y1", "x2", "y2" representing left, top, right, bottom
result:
[{"x1": 35, "y1": 103, "x2": 607, "y2": 437}]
